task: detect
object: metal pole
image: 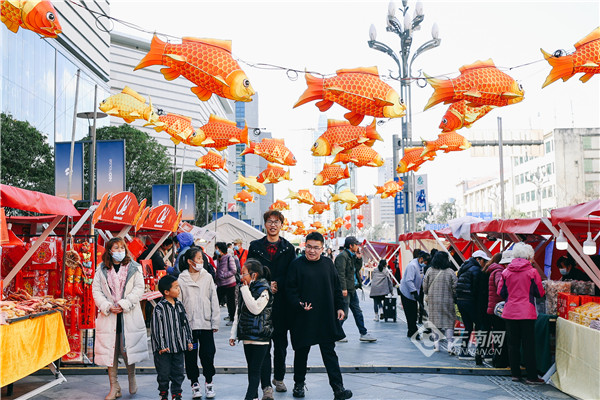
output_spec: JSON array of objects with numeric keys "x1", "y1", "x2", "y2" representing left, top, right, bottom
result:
[
  {"x1": 67, "y1": 69, "x2": 81, "y2": 200},
  {"x1": 392, "y1": 133, "x2": 400, "y2": 242},
  {"x1": 173, "y1": 145, "x2": 178, "y2": 209},
  {"x1": 178, "y1": 147, "x2": 186, "y2": 211},
  {"x1": 205, "y1": 194, "x2": 209, "y2": 225},
  {"x1": 498, "y1": 117, "x2": 506, "y2": 219},
  {"x1": 90, "y1": 85, "x2": 98, "y2": 204},
  {"x1": 215, "y1": 182, "x2": 219, "y2": 233}
]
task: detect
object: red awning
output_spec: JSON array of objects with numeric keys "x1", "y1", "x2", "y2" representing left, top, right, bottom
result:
[
  {"x1": 551, "y1": 200, "x2": 600, "y2": 225},
  {"x1": 470, "y1": 219, "x2": 502, "y2": 234},
  {"x1": 0, "y1": 184, "x2": 79, "y2": 217}
]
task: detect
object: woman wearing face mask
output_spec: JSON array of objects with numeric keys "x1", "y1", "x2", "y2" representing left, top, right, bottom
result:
[
  {"x1": 92, "y1": 237, "x2": 148, "y2": 400},
  {"x1": 178, "y1": 247, "x2": 220, "y2": 399}
]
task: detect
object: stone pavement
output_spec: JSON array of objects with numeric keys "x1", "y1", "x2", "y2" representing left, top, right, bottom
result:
[{"x1": 2, "y1": 290, "x2": 573, "y2": 400}]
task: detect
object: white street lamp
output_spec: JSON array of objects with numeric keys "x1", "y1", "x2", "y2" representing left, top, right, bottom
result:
[
  {"x1": 403, "y1": 13, "x2": 412, "y2": 33},
  {"x1": 388, "y1": 1, "x2": 396, "y2": 17},
  {"x1": 369, "y1": 24, "x2": 377, "y2": 41},
  {"x1": 432, "y1": 22, "x2": 440, "y2": 40},
  {"x1": 415, "y1": 1, "x2": 424, "y2": 16}
]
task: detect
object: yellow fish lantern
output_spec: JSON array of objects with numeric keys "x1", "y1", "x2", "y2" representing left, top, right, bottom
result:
[
  {"x1": 346, "y1": 195, "x2": 369, "y2": 210},
  {"x1": 286, "y1": 189, "x2": 315, "y2": 206},
  {"x1": 153, "y1": 113, "x2": 196, "y2": 145},
  {"x1": 329, "y1": 189, "x2": 359, "y2": 207},
  {"x1": 1, "y1": 0, "x2": 62, "y2": 37},
  {"x1": 99, "y1": 87, "x2": 160, "y2": 125},
  {"x1": 234, "y1": 173, "x2": 267, "y2": 196}
]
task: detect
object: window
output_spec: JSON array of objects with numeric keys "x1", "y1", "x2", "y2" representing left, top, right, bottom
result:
[
  {"x1": 545, "y1": 141, "x2": 552, "y2": 154},
  {"x1": 520, "y1": 174, "x2": 525, "y2": 184},
  {"x1": 519, "y1": 156, "x2": 524, "y2": 164},
  {"x1": 516, "y1": 195, "x2": 520, "y2": 205},
  {"x1": 546, "y1": 164, "x2": 552, "y2": 175},
  {"x1": 548, "y1": 186, "x2": 553, "y2": 198},
  {"x1": 583, "y1": 137, "x2": 592, "y2": 150},
  {"x1": 521, "y1": 193, "x2": 525, "y2": 202},
  {"x1": 584, "y1": 159, "x2": 594, "y2": 173},
  {"x1": 526, "y1": 192, "x2": 531, "y2": 202},
  {"x1": 542, "y1": 188, "x2": 547, "y2": 199},
  {"x1": 586, "y1": 181, "x2": 598, "y2": 195},
  {"x1": 531, "y1": 191, "x2": 536, "y2": 201}
]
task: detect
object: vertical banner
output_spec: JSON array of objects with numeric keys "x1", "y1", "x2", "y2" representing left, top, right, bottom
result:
[
  {"x1": 55, "y1": 142, "x2": 84, "y2": 200},
  {"x1": 394, "y1": 177, "x2": 406, "y2": 215},
  {"x1": 152, "y1": 185, "x2": 171, "y2": 207},
  {"x1": 177, "y1": 183, "x2": 196, "y2": 221},
  {"x1": 96, "y1": 140, "x2": 125, "y2": 200},
  {"x1": 415, "y1": 174, "x2": 428, "y2": 213}
]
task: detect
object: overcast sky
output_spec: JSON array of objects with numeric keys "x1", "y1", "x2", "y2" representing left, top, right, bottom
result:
[{"x1": 110, "y1": 0, "x2": 600, "y2": 206}]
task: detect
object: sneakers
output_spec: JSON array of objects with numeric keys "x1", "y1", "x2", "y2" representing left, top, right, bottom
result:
[
  {"x1": 205, "y1": 383, "x2": 216, "y2": 399},
  {"x1": 159, "y1": 391, "x2": 169, "y2": 400},
  {"x1": 336, "y1": 337, "x2": 348, "y2": 343},
  {"x1": 333, "y1": 388, "x2": 353, "y2": 400},
  {"x1": 373, "y1": 316, "x2": 379, "y2": 321},
  {"x1": 261, "y1": 386, "x2": 274, "y2": 400},
  {"x1": 171, "y1": 394, "x2": 182, "y2": 400},
  {"x1": 525, "y1": 378, "x2": 545, "y2": 385},
  {"x1": 511, "y1": 376, "x2": 522, "y2": 382},
  {"x1": 272, "y1": 379, "x2": 287, "y2": 392},
  {"x1": 359, "y1": 333, "x2": 377, "y2": 342},
  {"x1": 292, "y1": 382, "x2": 305, "y2": 398},
  {"x1": 191, "y1": 382, "x2": 202, "y2": 399}
]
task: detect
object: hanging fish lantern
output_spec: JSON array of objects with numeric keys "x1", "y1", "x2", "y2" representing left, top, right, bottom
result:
[
  {"x1": 346, "y1": 195, "x2": 369, "y2": 211},
  {"x1": 195, "y1": 150, "x2": 228, "y2": 172},
  {"x1": 1, "y1": 0, "x2": 62, "y2": 37},
  {"x1": 541, "y1": 27, "x2": 600, "y2": 87},
  {"x1": 308, "y1": 202, "x2": 331, "y2": 215},
  {"x1": 375, "y1": 179, "x2": 404, "y2": 199},
  {"x1": 421, "y1": 131, "x2": 472, "y2": 158},
  {"x1": 294, "y1": 67, "x2": 406, "y2": 126},
  {"x1": 241, "y1": 138, "x2": 296, "y2": 166},
  {"x1": 269, "y1": 200, "x2": 290, "y2": 211},
  {"x1": 329, "y1": 189, "x2": 358, "y2": 207},
  {"x1": 286, "y1": 189, "x2": 315, "y2": 206},
  {"x1": 234, "y1": 190, "x2": 254, "y2": 203},
  {"x1": 257, "y1": 164, "x2": 291, "y2": 184},
  {"x1": 152, "y1": 113, "x2": 195, "y2": 145},
  {"x1": 196, "y1": 114, "x2": 249, "y2": 151},
  {"x1": 424, "y1": 59, "x2": 524, "y2": 110},
  {"x1": 332, "y1": 144, "x2": 384, "y2": 167},
  {"x1": 313, "y1": 163, "x2": 350, "y2": 186},
  {"x1": 99, "y1": 86, "x2": 160, "y2": 125},
  {"x1": 312, "y1": 119, "x2": 383, "y2": 156},
  {"x1": 396, "y1": 147, "x2": 436, "y2": 174},
  {"x1": 135, "y1": 35, "x2": 255, "y2": 102},
  {"x1": 439, "y1": 101, "x2": 495, "y2": 132},
  {"x1": 234, "y1": 173, "x2": 267, "y2": 196}
]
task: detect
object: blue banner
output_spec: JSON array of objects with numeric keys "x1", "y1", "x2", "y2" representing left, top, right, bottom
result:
[
  {"x1": 467, "y1": 212, "x2": 494, "y2": 220},
  {"x1": 152, "y1": 185, "x2": 171, "y2": 207},
  {"x1": 394, "y1": 178, "x2": 407, "y2": 215},
  {"x1": 55, "y1": 142, "x2": 84, "y2": 200},
  {"x1": 176, "y1": 183, "x2": 196, "y2": 221},
  {"x1": 96, "y1": 140, "x2": 125, "y2": 199},
  {"x1": 415, "y1": 174, "x2": 428, "y2": 213}
]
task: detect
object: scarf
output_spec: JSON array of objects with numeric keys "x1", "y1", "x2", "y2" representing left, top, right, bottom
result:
[{"x1": 106, "y1": 263, "x2": 129, "y2": 303}]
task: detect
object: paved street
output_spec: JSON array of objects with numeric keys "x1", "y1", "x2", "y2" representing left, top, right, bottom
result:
[{"x1": 4, "y1": 291, "x2": 572, "y2": 400}]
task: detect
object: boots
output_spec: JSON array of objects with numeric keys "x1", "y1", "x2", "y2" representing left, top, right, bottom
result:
[
  {"x1": 105, "y1": 365, "x2": 122, "y2": 400},
  {"x1": 126, "y1": 363, "x2": 138, "y2": 394}
]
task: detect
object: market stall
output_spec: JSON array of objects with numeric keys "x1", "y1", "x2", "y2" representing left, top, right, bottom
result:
[{"x1": 0, "y1": 184, "x2": 79, "y2": 398}]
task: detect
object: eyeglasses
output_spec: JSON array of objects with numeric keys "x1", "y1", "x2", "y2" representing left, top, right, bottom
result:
[
  {"x1": 241, "y1": 273, "x2": 250, "y2": 278},
  {"x1": 265, "y1": 220, "x2": 282, "y2": 226},
  {"x1": 305, "y1": 245, "x2": 323, "y2": 251}
]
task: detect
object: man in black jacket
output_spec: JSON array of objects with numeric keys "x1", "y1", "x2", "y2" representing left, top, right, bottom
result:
[{"x1": 248, "y1": 210, "x2": 296, "y2": 393}]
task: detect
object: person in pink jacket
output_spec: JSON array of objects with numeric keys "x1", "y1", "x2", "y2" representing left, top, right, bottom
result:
[{"x1": 497, "y1": 243, "x2": 545, "y2": 385}]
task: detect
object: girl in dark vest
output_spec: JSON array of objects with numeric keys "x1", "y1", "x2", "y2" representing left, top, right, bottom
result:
[{"x1": 229, "y1": 259, "x2": 274, "y2": 400}]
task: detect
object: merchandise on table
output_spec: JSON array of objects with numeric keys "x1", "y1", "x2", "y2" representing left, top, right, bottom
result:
[
  {"x1": 570, "y1": 280, "x2": 596, "y2": 295},
  {"x1": 567, "y1": 302, "x2": 600, "y2": 328},
  {"x1": 543, "y1": 281, "x2": 571, "y2": 315},
  {"x1": 0, "y1": 289, "x2": 69, "y2": 321}
]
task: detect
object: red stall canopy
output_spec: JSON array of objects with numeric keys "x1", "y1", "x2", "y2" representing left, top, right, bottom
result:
[
  {"x1": 0, "y1": 184, "x2": 79, "y2": 217},
  {"x1": 551, "y1": 200, "x2": 600, "y2": 225}
]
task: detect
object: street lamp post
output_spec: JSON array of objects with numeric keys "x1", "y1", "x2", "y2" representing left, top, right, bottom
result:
[{"x1": 368, "y1": 1, "x2": 441, "y2": 238}]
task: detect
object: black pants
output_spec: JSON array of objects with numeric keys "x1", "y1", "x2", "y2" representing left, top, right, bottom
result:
[
  {"x1": 489, "y1": 315, "x2": 509, "y2": 368},
  {"x1": 417, "y1": 289, "x2": 427, "y2": 323},
  {"x1": 243, "y1": 344, "x2": 271, "y2": 400},
  {"x1": 217, "y1": 285, "x2": 236, "y2": 320},
  {"x1": 272, "y1": 324, "x2": 289, "y2": 381},
  {"x1": 400, "y1": 293, "x2": 418, "y2": 336},
  {"x1": 154, "y1": 351, "x2": 185, "y2": 395},
  {"x1": 506, "y1": 319, "x2": 538, "y2": 380},
  {"x1": 184, "y1": 330, "x2": 216, "y2": 385},
  {"x1": 457, "y1": 300, "x2": 480, "y2": 354},
  {"x1": 293, "y1": 342, "x2": 343, "y2": 392}
]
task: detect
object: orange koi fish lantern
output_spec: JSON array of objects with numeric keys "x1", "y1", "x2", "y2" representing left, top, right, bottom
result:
[
  {"x1": 375, "y1": 180, "x2": 404, "y2": 199},
  {"x1": 439, "y1": 101, "x2": 494, "y2": 132},
  {"x1": 334, "y1": 217, "x2": 344, "y2": 229},
  {"x1": 257, "y1": 164, "x2": 291, "y2": 184},
  {"x1": 421, "y1": 131, "x2": 471, "y2": 158},
  {"x1": 1, "y1": 0, "x2": 62, "y2": 37},
  {"x1": 242, "y1": 138, "x2": 296, "y2": 166},
  {"x1": 396, "y1": 147, "x2": 435, "y2": 174},
  {"x1": 135, "y1": 35, "x2": 255, "y2": 102},
  {"x1": 313, "y1": 163, "x2": 350, "y2": 186},
  {"x1": 153, "y1": 113, "x2": 196, "y2": 145},
  {"x1": 99, "y1": 87, "x2": 160, "y2": 125},
  {"x1": 332, "y1": 145, "x2": 384, "y2": 167},
  {"x1": 197, "y1": 115, "x2": 249, "y2": 151},
  {"x1": 269, "y1": 200, "x2": 290, "y2": 211},
  {"x1": 424, "y1": 59, "x2": 524, "y2": 110},
  {"x1": 234, "y1": 190, "x2": 254, "y2": 203},
  {"x1": 346, "y1": 195, "x2": 369, "y2": 210},
  {"x1": 541, "y1": 27, "x2": 600, "y2": 87},
  {"x1": 294, "y1": 67, "x2": 406, "y2": 126},
  {"x1": 195, "y1": 150, "x2": 228, "y2": 172},
  {"x1": 286, "y1": 189, "x2": 315, "y2": 206},
  {"x1": 312, "y1": 119, "x2": 383, "y2": 156},
  {"x1": 308, "y1": 202, "x2": 330, "y2": 215}
]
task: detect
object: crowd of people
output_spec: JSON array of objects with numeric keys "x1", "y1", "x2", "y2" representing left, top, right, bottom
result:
[{"x1": 92, "y1": 213, "x2": 595, "y2": 400}]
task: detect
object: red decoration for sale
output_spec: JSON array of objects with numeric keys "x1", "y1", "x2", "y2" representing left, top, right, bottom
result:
[
  {"x1": 344, "y1": 215, "x2": 351, "y2": 221},
  {"x1": 344, "y1": 223, "x2": 352, "y2": 230},
  {"x1": 357, "y1": 222, "x2": 364, "y2": 229},
  {"x1": 357, "y1": 215, "x2": 364, "y2": 221}
]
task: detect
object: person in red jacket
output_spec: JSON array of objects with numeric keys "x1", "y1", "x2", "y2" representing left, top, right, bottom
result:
[
  {"x1": 233, "y1": 238, "x2": 248, "y2": 267},
  {"x1": 486, "y1": 250, "x2": 512, "y2": 368},
  {"x1": 497, "y1": 243, "x2": 545, "y2": 385}
]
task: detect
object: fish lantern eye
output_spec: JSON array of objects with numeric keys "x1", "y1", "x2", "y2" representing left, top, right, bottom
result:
[
  {"x1": 243, "y1": 79, "x2": 250, "y2": 88},
  {"x1": 518, "y1": 83, "x2": 523, "y2": 91},
  {"x1": 312, "y1": 142, "x2": 318, "y2": 149},
  {"x1": 442, "y1": 118, "x2": 447, "y2": 124},
  {"x1": 46, "y1": 12, "x2": 55, "y2": 21}
]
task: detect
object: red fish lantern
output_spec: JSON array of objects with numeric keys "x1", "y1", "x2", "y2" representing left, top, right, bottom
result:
[{"x1": 1, "y1": 0, "x2": 62, "y2": 38}]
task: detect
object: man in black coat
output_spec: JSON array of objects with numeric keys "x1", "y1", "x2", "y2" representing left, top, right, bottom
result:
[
  {"x1": 286, "y1": 231, "x2": 352, "y2": 400},
  {"x1": 248, "y1": 210, "x2": 296, "y2": 393}
]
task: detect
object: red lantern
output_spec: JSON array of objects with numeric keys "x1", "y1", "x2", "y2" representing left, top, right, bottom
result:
[
  {"x1": 344, "y1": 215, "x2": 351, "y2": 221},
  {"x1": 344, "y1": 223, "x2": 352, "y2": 230},
  {"x1": 357, "y1": 214, "x2": 364, "y2": 221},
  {"x1": 357, "y1": 222, "x2": 364, "y2": 229}
]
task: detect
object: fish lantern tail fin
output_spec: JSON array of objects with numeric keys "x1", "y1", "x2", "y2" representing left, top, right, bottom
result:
[
  {"x1": 374, "y1": 185, "x2": 384, "y2": 195},
  {"x1": 420, "y1": 140, "x2": 435, "y2": 158},
  {"x1": 240, "y1": 122, "x2": 249, "y2": 146},
  {"x1": 366, "y1": 119, "x2": 383, "y2": 141},
  {"x1": 240, "y1": 141, "x2": 254, "y2": 156},
  {"x1": 284, "y1": 170, "x2": 291, "y2": 180},
  {"x1": 423, "y1": 73, "x2": 454, "y2": 110},
  {"x1": 343, "y1": 165, "x2": 350, "y2": 179},
  {"x1": 293, "y1": 72, "x2": 324, "y2": 108},
  {"x1": 135, "y1": 35, "x2": 167, "y2": 71},
  {"x1": 540, "y1": 48, "x2": 574, "y2": 88}
]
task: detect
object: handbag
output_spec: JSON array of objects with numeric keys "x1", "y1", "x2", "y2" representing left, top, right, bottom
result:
[{"x1": 494, "y1": 301, "x2": 505, "y2": 317}]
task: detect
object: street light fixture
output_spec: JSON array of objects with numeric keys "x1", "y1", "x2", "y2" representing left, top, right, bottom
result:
[{"x1": 368, "y1": 1, "x2": 441, "y2": 239}]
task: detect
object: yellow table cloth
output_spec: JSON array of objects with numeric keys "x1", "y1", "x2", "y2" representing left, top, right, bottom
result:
[
  {"x1": 552, "y1": 317, "x2": 600, "y2": 400},
  {"x1": 0, "y1": 311, "x2": 70, "y2": 387}
]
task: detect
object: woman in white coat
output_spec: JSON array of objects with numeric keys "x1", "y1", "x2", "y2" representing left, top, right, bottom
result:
[{"x1": 92, "y1": 237, "x2": 148, "y2": 400}]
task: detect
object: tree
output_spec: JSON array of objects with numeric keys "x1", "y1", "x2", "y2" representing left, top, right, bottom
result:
[
  {"x1": 179, "y1": 170, "x2": 222, "y2": 226},
  {"x1": 82, "y1": 124, "x2": 172, "y2": 204},
  {"x1": 1, "y1": 113, "x2": 54, "y2": 194}
]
